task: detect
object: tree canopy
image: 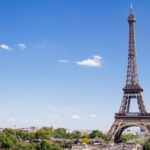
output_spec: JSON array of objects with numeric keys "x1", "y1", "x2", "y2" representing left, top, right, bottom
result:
[{"x1": 0, "y1": 127, "x2": 109, "y2": 149}]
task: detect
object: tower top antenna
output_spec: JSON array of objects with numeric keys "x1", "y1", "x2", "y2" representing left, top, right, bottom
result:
[{"x1": 130, "y1": 1, "x2": 133, "y2": 13}]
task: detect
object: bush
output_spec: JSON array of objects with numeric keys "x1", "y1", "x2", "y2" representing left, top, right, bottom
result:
[
  {"x1": 120, "y1": 134, "x2": 140, "y2": 142},
  {"x1": 82, "y1": 138, "x2": 89, "y2": 144},
  {"x1": 143, "y1": 138, "x2": 150, "y2": 150}
]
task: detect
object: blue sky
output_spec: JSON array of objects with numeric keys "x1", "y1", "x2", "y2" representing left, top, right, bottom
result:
[{"x1": 0, "y1": 0, "x2": 150, "y2": 131}]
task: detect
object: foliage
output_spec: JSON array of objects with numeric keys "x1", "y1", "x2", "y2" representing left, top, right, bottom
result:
[
  {"x1": 35, "y1": 127, "x2": 53, "y2": 140},
  {"x1": 82, "y1": 138, "x2": 89, "y2": 144},
  {"x1": 70, "y1": 131, "x2": 82, "y2": 139},
  {"x1": 50, "y1": 144, "x2": 62, "y2": 150},
  {"x1": 0, "y1": 128, "x2": 63, "y2": 150},
  {"x1": 36, "y1": 140, "x2": 52, "y2": 150},
  {"x1": 82, "y1": 133, "x2": 88, "y2": 138},
  {"x1": 120, "y1": 134, "x2": 140, "y2": 142},
  {"x1": 54, "y1": 128, "x2": 68, "y2": 138},
  {"x1": 143, "y1": 142, "x2": 150, "y2": 150},
  {"x1": 37, "y1": 140, "x2": 62, "y2": 150},
  {"x1": 0, "y1": 132, "x2": 17, "y2": 149},
  {"x1": 26, "y1": 132, "x2": 35, "y2": 141},
  {"x1": 59, "y1": 142, "x2": 72, "y2": 149},
  {"x1": 0, "y1": 128, "x2": 109, "y2": 149},
  {"x1": 143, "y1": 138, "x2": 150, "y2": 150},
  {"x1": 89, "y1": 130, "x2": 108, "y2": 142},
  {"x1": 15, "y1": 142, "x2": 36, "y2": 150}
]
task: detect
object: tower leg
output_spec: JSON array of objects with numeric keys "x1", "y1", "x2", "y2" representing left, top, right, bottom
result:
[
  {"x1": 119, "y1": 95, "x2": 130, "y2": 114},
  {"x1": 137, "y1": 95, "x2": 147, "y2": 114},
  {"x1": 108, "y1": 121, "x2": 121, "y2": 142}
]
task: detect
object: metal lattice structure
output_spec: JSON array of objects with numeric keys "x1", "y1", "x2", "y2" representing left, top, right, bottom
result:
[{"x1": 107, "y1": 4, "x2": 150, "y2": 142}]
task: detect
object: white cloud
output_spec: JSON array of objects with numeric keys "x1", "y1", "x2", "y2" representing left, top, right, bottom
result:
[
  {"x1": 59, "y1": 59, "x2": 69, "y2": 63},
  {"x1": 0, "y1": 44, "x2": 11, "y2": 51},
  {"x1": 76, "y1": 55, "x2": 102, "y2": 67},
  {"x1": 18, "y1": 43, "x2": 26, "y2": 49},
  {"x1": 89, "y1": 114, "x2": 97, "y2": 118},
  {"x1": 72, "y1": 115, "x2": 80, "y2": 120}
]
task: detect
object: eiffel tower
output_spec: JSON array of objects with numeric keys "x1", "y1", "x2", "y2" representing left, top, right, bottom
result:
[{"x1": 108, "y1": 3, "x2": 150, "y2": 142}]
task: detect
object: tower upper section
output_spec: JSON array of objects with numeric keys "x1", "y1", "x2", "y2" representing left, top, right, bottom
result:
[{"x1": 124, "y1": 3, "x2": 143, "y2": 93}]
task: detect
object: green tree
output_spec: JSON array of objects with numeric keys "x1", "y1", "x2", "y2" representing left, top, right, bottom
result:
[
  {"x1": 37, "y1": 140, "x2": 62, "y2": 150},
  {"x1": 143, "y1": 142, "x2": 150, "y2": 150},
  {"x1": 89, "y1": 130, "x2": 103, "y2": 138},
  {"x1": 3, "y1": 128, "x2": 16, "y2": 136},
  {"x1": 143, "y1": 138, "x2": 150, "y2": 150},
  {"x1": 0, "y1": 132, "x2": 17, "y2": 149},
  {"x1": 51, "y1": 144, "x2": 62, "y2": 150},
  {"x1": 89, "y1": 130, "x2": 108, "y2": 142},
  {"x1": 35, "y1": 127, "x2": 53, "y2": 140},
  {"x1": 26, "y1": 132, "x2": 35, "y2": 141},
  {"x1": 70, "y1": 131, "x2": 82, "y2": 139},
  {"x1": 15, "y1": 142, "x2": 26, "y2": 150},
  {"x1": 36, "y1": 140, "x2": 52, "y2": 150},
  {"x1": 15, "y1": 142, "x2": 37, "y2": 150},
  {"x1": 54, "y1": 128, "x2": 68, "y2": 138},
  {"x1": 82, "y1": 133, "x2": 88, "y2": 138},
  {"x1": 26, "y1": 143, "x2": 37, "y2": 150},
  {"x1": 16, "y1": 130, "x2": 27, "y2": 140}
]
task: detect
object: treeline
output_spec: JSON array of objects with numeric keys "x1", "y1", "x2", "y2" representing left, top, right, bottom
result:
[{"x1": 0, "y1": 127, "x2": 108, "y2": 150}]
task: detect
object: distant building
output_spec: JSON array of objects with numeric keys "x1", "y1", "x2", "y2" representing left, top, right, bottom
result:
[
  {"x1": 19, "y1": 126, "x2": 38, "y2": 132},
  {"x1": 0, "y1": 128, "x2": 4, "y2": 132},
  {"x1": 51, "y1": 122, "x2": 56, "y2": 129},
  {"x1": 122, "y1": 129, "x2": 138, "y2": 135}
]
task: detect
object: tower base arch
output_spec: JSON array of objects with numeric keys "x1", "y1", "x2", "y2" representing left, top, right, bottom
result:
[{"x1": 108, "y1": 115, "x2": 150, "y2": 143}]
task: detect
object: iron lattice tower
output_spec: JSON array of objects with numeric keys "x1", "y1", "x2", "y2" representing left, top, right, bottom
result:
[{"x1": 107, "y1": 3, "x2": 150, "y2": 142}]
